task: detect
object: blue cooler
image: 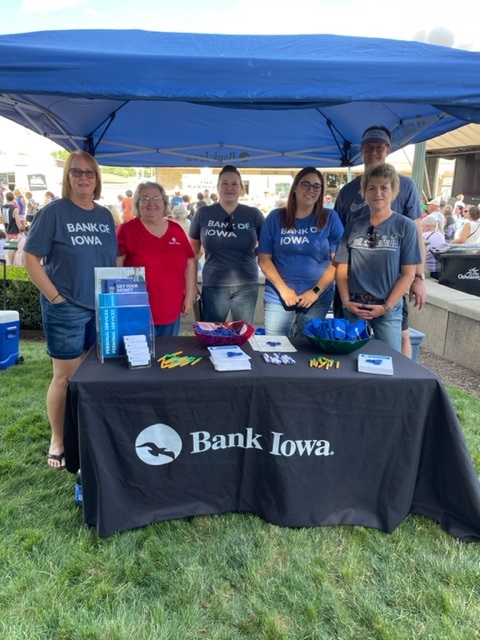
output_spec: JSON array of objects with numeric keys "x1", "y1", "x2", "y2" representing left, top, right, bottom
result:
[
  {"x1": 409, "y1": 327, "x2": 425, "y2": 363},
  {"x1": 0, "y1": 310, "x2": 20, "y2": 371}
]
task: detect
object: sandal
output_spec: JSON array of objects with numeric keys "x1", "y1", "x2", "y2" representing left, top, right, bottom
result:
[{"x1": 47, "y1": 452, "x2": 66, "y2": 469}]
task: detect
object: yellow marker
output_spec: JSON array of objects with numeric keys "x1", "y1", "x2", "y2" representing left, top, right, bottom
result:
[
  {"x1": 158, "y1": 351, "x2": 183, "y2": 363},
  {"x1": 163, "y1": 351, "x2": 183, "y2": 361}
]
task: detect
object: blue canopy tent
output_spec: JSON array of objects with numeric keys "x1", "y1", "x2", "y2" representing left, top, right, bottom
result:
[{"x1": 0, "y1": 29, "x2": 480, "y2": 168}]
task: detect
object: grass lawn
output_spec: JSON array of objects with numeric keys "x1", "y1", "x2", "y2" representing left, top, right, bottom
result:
[{"x1": 1, "y1": 341, "x2": 479, "y2": 640}]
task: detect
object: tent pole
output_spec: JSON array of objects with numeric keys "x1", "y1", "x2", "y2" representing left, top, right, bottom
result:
[{"x1": 411, "y1": 141, "x2": 427, "y2": 200}]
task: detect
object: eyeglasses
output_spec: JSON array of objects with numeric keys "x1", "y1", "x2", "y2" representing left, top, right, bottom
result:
[
  {"x1": 224, "y1": 215, "x2": 234, "y2": 232},
  {"x1": 69, "y1": 168, "x2": 97, "y2": 179},
  {"x1": 362, "y1": 143, "x2": 388, "y2": 154},
  {"x1": 139, "y1": 195, "x2": 163, "y2": 203},
  {"x1": 366, "y1": 225, "x2": 378, "y2": 248},
  {"x1": 299, "y1": 180, "x2": 322, "y2": 193}
]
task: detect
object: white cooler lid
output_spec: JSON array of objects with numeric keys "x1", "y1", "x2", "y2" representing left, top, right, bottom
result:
[{"x1": 0, "y1": 310, "x2": 20, "y2": 322}]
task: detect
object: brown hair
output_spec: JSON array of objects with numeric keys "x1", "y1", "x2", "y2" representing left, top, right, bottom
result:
[
  {"x1": 62, "y1": 150, "x2": 102, "y2": 200},
  {"x1": 467, "y1": 205, "x2": 480, "y2": 221},
  {"x1": 217, "y1": 165, "x2": 244, "y2": 191},
  {"x1": 283, "y1": 167, "x2": 326, "y2": 230}
]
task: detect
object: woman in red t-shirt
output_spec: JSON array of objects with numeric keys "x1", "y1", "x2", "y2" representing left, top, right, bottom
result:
[{"x1": 117, "y1": 181, "x2": 196, "y2": 335}]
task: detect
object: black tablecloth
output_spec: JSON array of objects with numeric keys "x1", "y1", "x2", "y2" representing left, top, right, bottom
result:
[{"x1": 64, "y1": 337, "x2": 480, "y2": 540}]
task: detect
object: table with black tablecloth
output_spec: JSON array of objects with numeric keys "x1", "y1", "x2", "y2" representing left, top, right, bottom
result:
[{"x1": 64, "y1": 337, "x2": 480, "y2": 540}]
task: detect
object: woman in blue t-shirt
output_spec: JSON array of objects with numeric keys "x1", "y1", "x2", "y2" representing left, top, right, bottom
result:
[
  {"x1": 24, "y1": 151, "x2": 117, "y2": 468},
  {"x1": 258, "y1": 167, "x2": 344, "y2": 336}
]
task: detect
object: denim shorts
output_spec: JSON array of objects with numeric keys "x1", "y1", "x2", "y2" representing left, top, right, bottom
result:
[
  {"x1": 154, "y1": 316, "x2": 181, "y2": 337},
  {"x1": 40, "y1": 296, "x2": 96, "y2": 360}
]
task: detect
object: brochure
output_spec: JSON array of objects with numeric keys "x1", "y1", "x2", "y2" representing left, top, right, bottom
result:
[
  {"x1": 94, "y1": 266, "x2": 146, "y2": 299},
  {"x1": 94, "y1": 266, "x2": 153, "y2": 362},
  {"x1": 208, "y1": 345, "x2": 252, "y2": 371},
  {"x1": 358, "y1": 354, "x2": 394, "y2": 376},
  {"x1": 248, "y1": 335, "x2": 297, "y2": 352}
]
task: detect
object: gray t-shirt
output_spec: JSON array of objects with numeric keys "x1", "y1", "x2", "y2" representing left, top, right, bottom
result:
[
  {"x1": 25, "y1": 198, "x2": 117, "y2": 309},
  {"x1": 335, "y1": 212, "x2": 421, "y2": 300},
  {"x1": 189, "y1": 203, "x2": 265, "y2": 286}
]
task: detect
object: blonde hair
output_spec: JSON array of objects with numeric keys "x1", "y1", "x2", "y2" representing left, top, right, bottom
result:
[
  {"x1": 106, "y1": 204, "x2": 122, "y2": 226},
  {"x1": 62, "y1": 150, "x2": 102, "y2": 200},
  {"x1": 361, "y1": 163, "x2": 400, "y2": 200}
]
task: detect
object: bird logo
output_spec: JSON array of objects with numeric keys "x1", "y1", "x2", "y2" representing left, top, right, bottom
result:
[
  {"x1": 136, "y1": 443, "x2": 176, "y2": 460},
  {"x1": 135, "y1": 424, "x2": 183, "y2": 465}
]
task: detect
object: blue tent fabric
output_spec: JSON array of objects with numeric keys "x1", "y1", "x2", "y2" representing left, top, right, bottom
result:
[{"x1": 0, "y1": 30, "x2": 480, "y2": 167}]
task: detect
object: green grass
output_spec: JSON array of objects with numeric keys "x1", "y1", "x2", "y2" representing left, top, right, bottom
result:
[{"x1": 1, "y1": 341, "x2": 480, "y2": 640}]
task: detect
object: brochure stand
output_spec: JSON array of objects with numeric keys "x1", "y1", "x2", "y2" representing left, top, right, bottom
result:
[{"x1": 94, "y1": 267, "x2": 154, "y2": 363}]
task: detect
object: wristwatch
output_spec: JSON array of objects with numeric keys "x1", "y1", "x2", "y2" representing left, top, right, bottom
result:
[
  {"x1": 312, "y1": 285, "x2": 321, "y2": 294},
  {"x1": 415, "y1": 273, "x2": 425, "y2": 280}
]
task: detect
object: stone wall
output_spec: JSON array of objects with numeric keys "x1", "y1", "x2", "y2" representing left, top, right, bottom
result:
[{"x1": 409, "y1": 279, "x2": 480, "y2": 373}]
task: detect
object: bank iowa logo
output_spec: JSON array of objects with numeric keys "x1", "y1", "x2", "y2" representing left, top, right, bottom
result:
[{"x1": 135, "y1": 424, "x2": 182, "y2": 465}]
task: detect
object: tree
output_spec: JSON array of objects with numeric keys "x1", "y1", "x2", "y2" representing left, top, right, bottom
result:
[{"x1": 50, "y1": 150, "x2": 154, "y2": 178}]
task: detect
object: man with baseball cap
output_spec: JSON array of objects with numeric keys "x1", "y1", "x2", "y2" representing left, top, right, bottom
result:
[{"x1": 334, "y1": 125, "x2": 426, "y2": 357}]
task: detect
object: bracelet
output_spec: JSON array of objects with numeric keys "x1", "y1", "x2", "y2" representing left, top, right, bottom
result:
[
  {"x1": 342, "y1": 299, "x2": 350, "y2": 308},
  {"x1": 50, "y1": 293, "x2": 61, "y2": 303},
  {"x1": 383, "y1": 303, "x2": 392, "y2": 313}
]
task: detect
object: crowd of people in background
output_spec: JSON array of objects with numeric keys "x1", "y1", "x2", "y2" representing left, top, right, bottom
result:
[{"x1": 0, "y1": 187, "x2": 60, "y2": 264}]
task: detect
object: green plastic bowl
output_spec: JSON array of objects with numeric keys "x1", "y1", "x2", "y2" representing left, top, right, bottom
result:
[{"x1": 304, "y1": 334, "x2": 373, "y2": 355}]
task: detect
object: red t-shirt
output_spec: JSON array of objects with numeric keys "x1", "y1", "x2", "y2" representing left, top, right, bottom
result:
[{"x1": 117, "y1": 217, "x2": 194, "y2": 324}]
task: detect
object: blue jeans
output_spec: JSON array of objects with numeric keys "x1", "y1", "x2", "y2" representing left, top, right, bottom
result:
[
  {"x1": 264, "y1": 289, "x2": 334, "y2": 337},
  {"x1": 154, "y1": 317, "x2": 181, "y2": 337},
  {"x1": 201, "y1": 284, "x2": 259, "y2": 324},
  {"x1": 40, "y1": 295, "x2": 96, "y2": 360},
  {"x1": 344, "y1": 299, "x2": 403, "y2": 352}
]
